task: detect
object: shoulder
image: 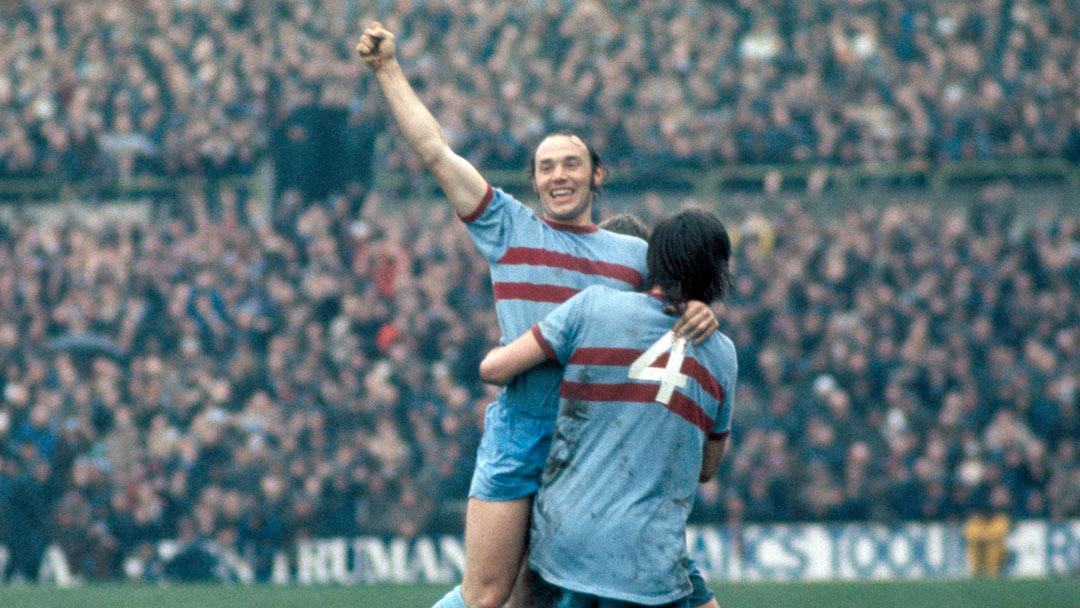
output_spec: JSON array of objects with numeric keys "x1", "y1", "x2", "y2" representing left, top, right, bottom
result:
[
  {"x1": 714, "y1": 331, "x2": 736, "y2": 355},
  {"x1": 596, "y1": 228, "x2": 648, "y2": 251},
  {"x1": 578, "y1": 284, "x2": 630, "y2": 301},
  {"x1": 697, "y1": 330, "x2": 738, "y2": 371},
  {"x1": 561, "y1": 284, "x2": 628, "y2": 314},
  {"x1": 461, "y1": 186, "x2": 536, "y2": 223},
  {"x1": 591, "y1": 229, "x2": 648, "y2": 271},
  {"x1": 489, "y1": 187, "x2": 536, "y2": 219},
  {"x1": 583, "y1": 287, "x2": 656, "y2": 321},
  {"x1": 493, "y1": 187, "x2": 527, "y2": 208},
  {"x1": 566, "y1": 284, "x2": 612, "y2": 307}
]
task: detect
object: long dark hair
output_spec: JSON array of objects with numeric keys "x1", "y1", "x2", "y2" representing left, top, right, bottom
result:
[{"x1": 645, "y1": 208, "x2": 732, "y2": 305}]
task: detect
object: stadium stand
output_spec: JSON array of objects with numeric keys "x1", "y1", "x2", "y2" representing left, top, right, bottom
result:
[
  {"x1": 3, "y1": 0, "x2": 1080, "y2": 187},
  {"x1": 0, "y1": 184, "x2": 1077, "y2": 581}
]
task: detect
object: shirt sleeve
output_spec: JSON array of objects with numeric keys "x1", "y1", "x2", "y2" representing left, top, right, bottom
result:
[
  {"x1": 536, "y1": 288, "x2": 595, "y2": 366},
  {"x1": 710, "y1": 352, "x2": 737, "y2": 439},
  {"x1": 461, "y1": 187, "x2": 537, "y2": 262}
]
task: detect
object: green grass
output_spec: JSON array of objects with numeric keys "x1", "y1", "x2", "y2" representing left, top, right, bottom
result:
[{"x1": 0, "y1": 578, "x2": 1077, "y2": 608}]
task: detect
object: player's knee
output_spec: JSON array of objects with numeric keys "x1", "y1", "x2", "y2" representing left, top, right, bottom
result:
[{"x1": 462, "y1": 580, "x2": 513, "y2": 608}]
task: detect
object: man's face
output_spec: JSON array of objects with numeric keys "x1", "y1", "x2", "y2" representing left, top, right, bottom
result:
[{"x1": 532, "y1": 135, "x2": 603, "y2": 224}]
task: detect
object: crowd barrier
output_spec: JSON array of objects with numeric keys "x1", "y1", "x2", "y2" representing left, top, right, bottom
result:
[
  {"x1": 1, "y1": 157, "x2": 1077, "y2": 204},
  {"x1": 10, "y1": 518, "x2": 1078, "y2": 586}
]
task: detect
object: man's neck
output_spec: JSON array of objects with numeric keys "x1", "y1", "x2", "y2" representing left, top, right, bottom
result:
[{"x1": 541, "y1": 213, "x2": 593, "y2": 228}]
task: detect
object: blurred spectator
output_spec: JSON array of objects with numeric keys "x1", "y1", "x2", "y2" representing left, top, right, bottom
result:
[{"x1": 963, "y1": 486, "x2": 1012, "y2": 577}]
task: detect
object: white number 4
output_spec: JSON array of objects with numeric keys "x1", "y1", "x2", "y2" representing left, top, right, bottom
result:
[{"x1": 629, "y1": 330, "x2": 689, "y2": 405}]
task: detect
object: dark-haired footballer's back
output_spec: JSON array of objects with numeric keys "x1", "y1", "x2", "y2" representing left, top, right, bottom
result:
[{"x1": 527, "y1": 285, "x2": 736, "y2": 605}]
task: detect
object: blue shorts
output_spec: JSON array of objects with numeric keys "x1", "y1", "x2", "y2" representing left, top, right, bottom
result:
[
  {"x1": 686, "y1": 558, "x2": 714, "y2": 607},
  {"x1": 468, "y1": 399, "x2": 556, "y2": 501},
  {"x1": 530, "y1": 573, "x2": 691, "y2": 608},
  {"x1": 528, "y1": 559, "x2": 712, "y2": 608}
]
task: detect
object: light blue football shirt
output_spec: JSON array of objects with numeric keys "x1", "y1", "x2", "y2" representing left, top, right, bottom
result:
[
  {"x1": 528, "y1": 286, "x2": 737, "y2": 605},
  {"x1": 461, "y1": 186, "x2": 647, "y2": 419}
]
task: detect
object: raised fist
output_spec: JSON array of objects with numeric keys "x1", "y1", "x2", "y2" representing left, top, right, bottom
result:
[{"x1": 356, "y1": 21, "x2": 395, "y2": 71}]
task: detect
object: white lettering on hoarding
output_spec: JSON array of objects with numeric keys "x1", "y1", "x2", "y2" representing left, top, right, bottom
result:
[{"x1": 0, "y1": 521, "x2": 1078, "y2": 585}]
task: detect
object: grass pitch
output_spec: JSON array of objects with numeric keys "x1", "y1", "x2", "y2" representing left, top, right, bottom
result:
[{"x1": 0, "y1": 577, "x2": 1077, "y2": 608}]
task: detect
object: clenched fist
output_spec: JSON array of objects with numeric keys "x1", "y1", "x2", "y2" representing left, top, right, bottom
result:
[{"x1": 356, "y1": 21, "x2": 395, "y2": 72}]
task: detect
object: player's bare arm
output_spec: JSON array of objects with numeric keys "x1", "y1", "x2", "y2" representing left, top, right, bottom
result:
[
  {"x1": 479, "y1": 331, "x2": 548, "y2": 386},
  {"x1": 356, "y1": 21, "x2": 488, "y2": 217},
  {"x1": 700, "y1": 436, "x2": 727, "y2": 482},
  {"x1": 670, "y1": 300, "x2": 719, "y2": 346}
]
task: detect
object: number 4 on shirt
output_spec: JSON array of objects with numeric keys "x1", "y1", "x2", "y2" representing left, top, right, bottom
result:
[{"x1": 628, "y1": 330, "x2": 689, "y2": 405}]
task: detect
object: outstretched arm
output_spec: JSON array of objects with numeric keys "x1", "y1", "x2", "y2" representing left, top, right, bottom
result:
[
  {"x1": 480, "y1": 329, "x2": 549, "y2": 386},
  {"x1": 356, "y1": 22, "x2": 488, "y2": 217}
]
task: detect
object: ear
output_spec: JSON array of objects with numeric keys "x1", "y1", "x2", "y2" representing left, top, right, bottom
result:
[{"x1": 592, "y1": 164, "x2": 606, "y2": 189}]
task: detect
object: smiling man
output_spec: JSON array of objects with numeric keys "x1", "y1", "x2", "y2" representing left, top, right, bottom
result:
[
  {"x1": 356, "y1": 22, "x2": 720, "y2": 608},
  {"x1": 531, "y1": 132, "x2": 600, "y2": 223}
]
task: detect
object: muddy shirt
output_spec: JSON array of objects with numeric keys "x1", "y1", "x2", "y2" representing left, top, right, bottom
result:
[{"x1": 528, "y1": 286, "x2": 737, "y2": 604}]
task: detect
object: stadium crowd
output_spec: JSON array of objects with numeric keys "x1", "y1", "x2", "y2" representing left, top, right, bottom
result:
[
  {"x1": 0, "y1": 183, "x2": 1077, "y2": 581},
  {"x1": 3, "y1": 0, "x2": 1080, "y2": 189}
]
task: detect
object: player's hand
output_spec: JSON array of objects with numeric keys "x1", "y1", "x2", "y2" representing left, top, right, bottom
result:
[
  {"x1": 668, "y1": 300, "x2": 718, "y2": 346},
  {"x1": 355, "y1": 21, "x2": 395, "y2": 71}
]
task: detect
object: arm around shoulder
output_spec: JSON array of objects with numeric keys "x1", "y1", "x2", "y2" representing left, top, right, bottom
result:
[
  {"x1": 479, "y1": 328, "x2": 550, "y2": 386},
  {"x1": 670, "y1": 300, "x2": 718, "y2": 346}
]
